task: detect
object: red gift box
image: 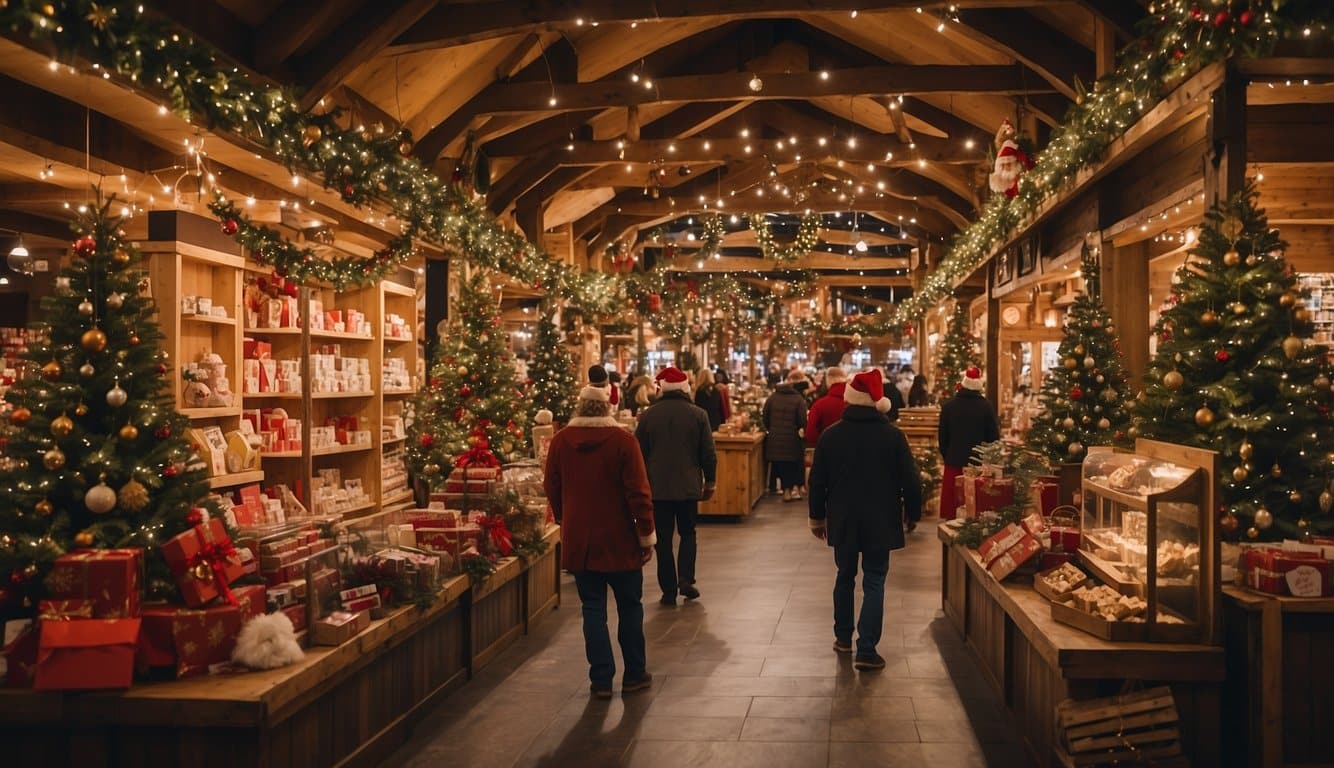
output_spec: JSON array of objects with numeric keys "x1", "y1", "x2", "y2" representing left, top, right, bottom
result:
[
  {"x1": 1021, "y1": 511, "x2": 1047, "y2": 538},
  {"x1": 1032, "y1": 476, "x2": 1060, "y2": 517},
  {"x1": 978, "y1": 524, "x2": 1026, "y2": 565},
  {"x1": 280, "y1": 603, "x2": 307, "y2": 633},
  {"x1": 987, "y1": 535, "x2": 1042, "y2": 581},
  {"x1": 965, "y1": 477, "x2": 1015, "y2": 518},
  {"x1": 35, "y1": 617, "x2": 141, "y2": 690},
  {"x1": 415, "y1": 524, "x2": 481, "y2": 559},
  {"x1": 3, "y1": 620, "x2": 37, "y2": 688},
  {"x1": 1243, "y1": 548, "x2": 1332, "y2": 597},
  {"x1": 45, "y1": 548, "x2": 143, "y2": 618},
  {"x1": 137, "y1": 584, "x2": 265, "y2": 678},
  {"x1": 38, "y1": 599, "x2": 94, "y2": 619},
  {"x1": 161, "y1": 519, "x2": 246, "y2": 607},
  {"x1": 444, "y1": 479, "x2": 493, "y2": 494}
]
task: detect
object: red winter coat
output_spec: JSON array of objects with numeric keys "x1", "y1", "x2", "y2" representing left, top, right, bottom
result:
[
  {"x1": 544, "y1": 416, "x2": 656, "y2": 573},
  {"x1": 806, "y1": 381, "x2": 847, "y2": 447}
]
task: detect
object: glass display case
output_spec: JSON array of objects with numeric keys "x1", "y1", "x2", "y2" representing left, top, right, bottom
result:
[{"x1": 1062, "y1": 441, "x2": 1218, "y2": 643}]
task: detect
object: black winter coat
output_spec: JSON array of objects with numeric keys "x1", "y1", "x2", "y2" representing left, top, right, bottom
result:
[
  {"x1": 938, "y1": 389, "x2": 1000, "y2": 467},
  {"x1": 762, "y1": 384, "x2": 808, "y2": 462},
  {"x1": 808, "y1": 405, "x2": 922, "y2": 553},
  {"x1": 885, "y1": 384, "x2": 906, "y2": 423},
  {"x1": 635, "y1": 391, "x2": 718, "y2": 501},
  {"x1": 694, "y1": 386, "x2": 726, "y2": 432}
]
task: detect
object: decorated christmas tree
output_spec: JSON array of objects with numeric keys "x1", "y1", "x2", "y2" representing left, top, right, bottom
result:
[
  {"x1": 407, "y1": 271, "x2": 528, "y2": 486},
  {"x1": 934, "y1": 300, "x2": 981, "y2": 400},
  {"x1": 525, "y1": 310, "x2": 577, "y2": 424},
  {"x1": 0, "y1": 197, "x2": 214, "y2": 606},
  {"x1": 1131, "y1": 185, "x2": 1334, "y2": 540},
  {"x1": 1027, "y1": 244, "x2": 1132, "y2": 464}
]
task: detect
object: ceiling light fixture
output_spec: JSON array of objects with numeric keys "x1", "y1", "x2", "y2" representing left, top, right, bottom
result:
[{"x1": 748, "y1": 75, "x2": 764, "y2": 92}]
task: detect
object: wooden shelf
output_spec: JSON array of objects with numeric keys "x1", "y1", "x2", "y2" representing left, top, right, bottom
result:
[
  {"x1": 311, "y1": 329, "x2": 374, "y2": 341},
  {"x1": 245, "y1": 390, "x2": 374, "y2": 400},
  {"x1": 183, "y1": 314, "x2": 237, "y2": 326},
  {"x1": 208, "y1": 470, "x2": 264, "y2": 490},
  {"x1": 261, "y1": 450, "x2": 303, "y2": 459},
  {"x1": 382, "y1": 435, "x2": 406, "y2": 445},
  {"x1": 384, "y1": 336, "x2": 414, "y2": 345},
  {"x1": 243, "y1": 327, "x2": 302, "y2": 335},
  {"x1": 244, "y1": 392, "x2": 302, "y2": 399},
  {"x1": 382, "y1": 281, "x2": 415, "y2": 297},
  {"x1": 382, "y1": 388, "x2": 416, "y2": 396},
  {"x1": 181, "y1": 406, "x2": 242, "y2": 419},
  {"x1": 382, "y1": 488, "x2": 414, "y2": 507},
  {"x1": 313, "y1": 391, "x2": 375, "y2": 399},
  {"x1": 313, "y1": 443, "x2": 374, "y2": 456}
]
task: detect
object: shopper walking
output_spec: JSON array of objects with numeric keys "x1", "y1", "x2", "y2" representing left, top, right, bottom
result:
[
  {"x1": 937, "y1": 366, "x2": 1000, "y2": 520},
  {"x1": 544, "y1": 373, "x2": 657, "y2": 698},
  {"x1": 692, "y1": 369, "x2": 727, "y2": 432},
  {"x1": 807, "y1": 370, "x2": 922, "y2": 671},
  {"x1": 636, "y1": 366, "x2": 718, "y2": 606},
  {"x1": 805, "y1": 366, "x2": 847, "y2": 447},
  {"x1": 908, "y1": 374, "x2": 932, "y2": 407},
  {"x1": 764, "y1": 370, "x2": 809, "y2": 501}
]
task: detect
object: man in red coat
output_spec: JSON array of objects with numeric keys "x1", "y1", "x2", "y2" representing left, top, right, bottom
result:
[
  {"x1": 544, "y1": 371, "x2": 657, "y2": 698},
  {"x1": 806, "y1": 367, "x2": 848, "y2": 447}
]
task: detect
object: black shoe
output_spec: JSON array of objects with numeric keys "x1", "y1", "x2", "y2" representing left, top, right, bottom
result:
[
  {"x1": 679, "y1": 585, "x2": 700, "y2": 600},
  {"x1": 853, "y1": 653, "x2": 886, "y2": 671},
  {"x1": 590, "y1": 683, "x2": 613, "y2": 699},
  {"x1": 622, "y1": 672, "x2": 653, "y2": 693},
  {"x1": 832, "y1": 639, "x2": 853, "y2": 654},
  {"x1": 660, "y1": 594, "x2": 676, "y2": 606}
]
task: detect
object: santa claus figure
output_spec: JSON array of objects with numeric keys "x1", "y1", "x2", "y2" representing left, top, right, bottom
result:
[{"x1": 988, "y1": 119, "x2": 1034, "y2": 198}]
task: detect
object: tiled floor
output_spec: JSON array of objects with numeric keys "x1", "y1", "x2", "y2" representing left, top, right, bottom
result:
[{"x1": 384, "y1": 498, "x2": 1036, "y2": 767}]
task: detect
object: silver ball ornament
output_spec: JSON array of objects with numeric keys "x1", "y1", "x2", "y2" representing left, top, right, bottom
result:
[
  {"x1": 1061, "y1": 417, "x2": 1075, "y2": 430},
  {"x1": 78, "y1": 300, "x2": 94, "y2": 316},
  {"x1": 106, "y1": 385, "x2": 128, "y2": 407},
  {"x1": 79, "y1": 362, "x2": 95, "y2": 378},
  {"x1": 1068, "y1": 442, "x2": 1085, "y2": 457},
  {"x1": 85, "y1": 482, "x2": 117, "y2": 514},
  {"x1": 1254, "y1": 506, "x2": 1274, "y2": 530},
  {"x1": 1083, "y1": 356, "x2": 1095, "y2": 369},
  {"x1": 106, "y1": 292, "x2": 124, "y2": 310}
]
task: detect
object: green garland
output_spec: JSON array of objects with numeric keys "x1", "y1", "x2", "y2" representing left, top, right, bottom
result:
[
  {"x1": 695, "y1": 215, "x2": 726, "y2": 260},
  {"x1": 893, "y1": 1, "x2": 1330, "y2": 325},
  {"x1": 748, "y1": 213, "x2": 822, "y2": 262}
]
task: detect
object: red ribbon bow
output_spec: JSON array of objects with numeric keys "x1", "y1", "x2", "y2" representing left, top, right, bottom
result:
[
  {"x1": 455, "y1": 443, "x2": 501, "y2": 469},
  {"x1": 479, "y1": 517, "x2": 513, "y2": 557},
  {"x1": 189, "y1": 540, "x2": 239, "y2": 605}
]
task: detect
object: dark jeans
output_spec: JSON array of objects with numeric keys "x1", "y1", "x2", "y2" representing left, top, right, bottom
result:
[
  {"x1": 573, "y1": 570, "x2": 647, "y2": 687},
  {"x1": 654, "y1": 499, "x2": 698, "y2": 596},
  {"x1": 833, "y1": 542, "x2": 890, "y2": 656},
  {"x1": 771, "y1": 460, "x2": 804, "y2": 489}
]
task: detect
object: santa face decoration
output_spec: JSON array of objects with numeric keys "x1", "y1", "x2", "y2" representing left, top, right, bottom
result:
[{"x1": 989, "y1": 118, "x2": 1034, "y2": 199}]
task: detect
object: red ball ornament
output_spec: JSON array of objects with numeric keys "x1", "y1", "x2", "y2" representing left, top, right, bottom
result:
[
  {"x1": 186, "y1": 508, "x2": 204, "y2": 527},
  {"x1": 1239, "y1": 10, "x2": 1253, "y2": 26},
  {"x1": 1070, "y1": 386, "x2": 1084, "y2": 401},
  {"x1": 156, "y1": 426, "x2": 171, "y2": 439},
  {"x1": 73, "y1": 236, "x2": 97, "y2": 258},
  {"x1": 1173, "y1": 50, "x2": 1184, "y2": 61},
  {"x1": 221, "y1": 219, "x2": 239, "y2": 236},
  {"x1": 647, "y1": 294, "x2": 662, "y2": 313},
  {"x1": 1214, "y1": 10, "x2": 1230, "y2": 26},
  {"x1": 163, "y1": 464, "x2": 178, "y2": 477},
  {"x1": 157, "y1": 363, "x2": 168, "y2": 375},
  {"x1": 1190, "y1": 6, "x2": 1203, "y2": 20},
  {"x1": 1216, "y1": 349, "x2": 1230, "y2": 363},
  {"x1": 284, "y1": 282, "x2": 299, "y2": 298},
  {"x1": 342, "y1": 183, "x2": 356, "y2": 199},
  {"x1": 419, "y1": 433, "x2": 435, "y2": 449},
  {"x1": 460, "y1": 385, "x2": 472, "y2": 397}
]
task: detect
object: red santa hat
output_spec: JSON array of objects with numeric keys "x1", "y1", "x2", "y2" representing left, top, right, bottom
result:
[
  {"x1": 655, "y1": 366, "x2": 690, "y2": 393},
  {"x1": 844, "y1": 369, "x2": 892, "y2": 413},
  {"x1": 581, "y1": 365, "x2": 619, "y2": 405},
  {"x1": 962, "y1": 366, "x2": 985, "y2": 391}
]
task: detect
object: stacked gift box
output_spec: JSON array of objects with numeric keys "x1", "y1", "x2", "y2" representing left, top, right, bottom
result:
[
  {"x1": 309, "y1": 301, "x2": 371, "y2": 336},
  {"x1": 311, "y1": 414, "x2": 374, "y2": 450},
  {"x1": 253, "y1": 295, "x2": 300, "y2": 329},
  {"x1": 311, "y1": 345, "x2": 371, "y2": 393},
  {"x1": 243, "y1": 339, "x2": 304, "y2": 395},
  {"x1": 962, "y1": 474, "x2": 1016, "y2": 519},
  {"x1": 384, "y1": 312, "x2": 411, "y2": 340},
  {"x1": 390, "y1": 508, "x2": 484, "y2": 575},
  {"x1": 383, "y1": 415, "x2": 406, "y2": 442},
  {"x1": 383, "y1": 357, "x2": 412, "y2": 391},
  {"x1": 978, "y1": 516, "x2": 1046, "y2": 581},
  {"x1": 382, "y1": 446, "x2": 409, "y2": 500},
  {"x1": 311, "y1": 469, "x2": 371, "y2": 515},
  {"x1": 1237, "y1": 539, "x2": 1334, "y2": 597},
  {"x1": 243, "y1": 408, "x2": 302, "y2": 454}
]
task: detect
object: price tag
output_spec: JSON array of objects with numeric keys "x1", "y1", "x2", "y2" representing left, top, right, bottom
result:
[{"x1": 1285, "y1": 565, "x2": 1324, "y2": 598}]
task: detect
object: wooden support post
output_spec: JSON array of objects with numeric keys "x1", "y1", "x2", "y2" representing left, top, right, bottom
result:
[
  {"x1": 985, "y1": 267, "x2": 1001, "y2": 409},
  {"x1": 1094, "y1": 18, "x2": 1117, "y2": 78},
  {"x1": 626, "y1": 104, "x2": 641, "y2": 143},
  {"x1": 1101, "y1": 239, "x2": 1151, "y2": 384},
  {"x1": 425, "y1": 259, "x2": 449, "y2": 348},
  {"x1": 514, "y1": 195, "x2": 543, "y2": 244},
  {"x1": 1205, "y1": 63, "x2": 1247, "y2": 207}
]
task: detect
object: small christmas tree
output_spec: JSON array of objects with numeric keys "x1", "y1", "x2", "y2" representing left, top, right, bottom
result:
[
  {"x1": 934, "y1": 300, "x2": 981, "y2": 400},
  {"x1": 1027, "y1": 244, "x2": 1132, "y2": 464},
  {"x1": 0, "y1": 197, "x2": 215, "y2": 605},
  {"x1": 407, "y1": 271, "x2": 528, "y2": 486},
  {"x1": 525, "y1": 311, "x2": 576, "y2": 424},
  {"x1": 1131, "y1": 185, "x2": 1334, "y2": 540}
]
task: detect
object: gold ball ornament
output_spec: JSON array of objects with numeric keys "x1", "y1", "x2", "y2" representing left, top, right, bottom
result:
[
  {"x1": 1194, "y1": 407, "x2": 1215, "y2": 427},
  {"x1": 1289, "y1": 490, "x2": 1303, "y2": 505},
  {"x1": 1294, "y1": 308, "x2": 1312, "y2": 324},
  {"x1": 41, "y1": 360, "x2": 63, "y2": 380},
  {"x1": 1247, "y1": 526, "x2": 1260, "y2": 540},
  {"x1": 85, "y1": 482, "x2": 117, "y2": 514},
  {"x1": 457, "y1": 365, "x2": 468, "y2": 376},
  {"x1": 1280, "y1": 292, "x2": 1297, "y2": 308},
  {"x1": 1117, "y1": 89, "x2": 1133, "y2": 105},
  {"x1": 302, "y1": 125, "x2": 323, "y2": 145},
  {"x1": 1254, "y1": 506, "x2": 1274, "y2": 530},
  {"x1": 1063, "y1": 357, "x2": 1077, "y2": 370},
  {"x1": 1200, "y1": 310, "x2": 1219, "y2": 327},
  {"x1": 1282, "y1": 336, "x2": 1303, "y2": 360},
  {"x1": 74, "y1": 531, "x2": 95, "y2": 547},
  {"x1": 1223, "y1": 249, "x2": 1241, "y2": 266},
  {"x1": 43, "y1": 447, "x2": 66, "y2": 470},
  {"x1": 117, "y1": 479, "x2": 149, "y2": 512},
  {"x1": 106, "y1": 385, "x2": 128, "y2": 407},
  {"x1": 35, "y1": 499, "x2": 53, "y2": 517},
  {"x1": 50, "y1": 414, "x2": 74, "y2": 438},
  {"x1": 128, "y1": 334, "x2": 140, "y2": 346},
  {"x1": 74, "y1": 404, "x2": 88, "y2": 417},
  {"x1": 119, "y1": 424, "x2": 139, "y2": 441},
  {"x1": 1163, "y1": 370, "x2": 1184, "y2": 390},
  {"x1": 1232, "y1": 465, "x2": 1249, "y2": 482},
  {"x1": 1074, "y1": 344, "x2": 1085, "y2": 355},
  {"x1": 1239, "y1": 441, "x2": 1254, "y2": 461},
  {"x1": 1231, "y1": 302, "x2": 1248, "y2": 316},
  {"x1": 1315, "y1": 374, "x2": 1330, "y2": 391},
  {"x1": 1271, "y1": 463, "x2": 1283, "y2": 478},
  {"x1": 112, "y1": 249, "x2": 130, "y2": 266},
  {"x1": 1320, "y1": 489, "x2": 1333, "y2": 514},
  {"x1": 81, "y1": 328, "x2": 107, "y2": 352},
  {"x1": 422, "y1": 463, "x2": 441, "y2": 476}
]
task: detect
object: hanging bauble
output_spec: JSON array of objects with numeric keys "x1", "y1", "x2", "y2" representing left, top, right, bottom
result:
[
  {"x1": 1094, "y1": 405, "x2": 1103, "y2": 413},
  {"x1": 74, "y1": 403, "x2": 88, "y2": 417},
  {"x1": 79, "y1": 362, "x2": 95, "y2": 377},
  {"x1": 106, "y1": 292, "x2": 124, "y2": 310},
  {"x1": 81, "y1": 328, "x2": 107, "y2": 352},
  {"x1": 419, "y1": 433, "x2": 435, "y2": 449},
  {"x1": 74, "y1": 531, "x2": 95, "y2": 547},
  {"x1": 119, "y1": 424, "x2": 139, "y2": 441},
  {"x1": 1200, "y1": 310, "x2": 1219, "y2": 327},
  {"x1": 1282, "y1": 336, "x2": 1303, "y2": 360},
  {"x1": 1280, "y1": 292, "x2": 1297, "y2": 308},
  {"x1": 1320, "y1": 489, "x2": 1333, "y2": 514},
  {"x1": 459, "y1": 384, "x2": 472, "y2": 397},
  {"x1": 1271, "y1": 463, "x2": 1283, "y2": 478},
  {"x1": 1067, "y1": 442, "x2": 1084, "y2": 457},
  {"x1": 1074, "y1": 344, "x2": 1085, "y2": 355},
  {"x1": 1127, "y1": 425, "x2": 1140, "y2": 439},
  {"x1": 155, "y1": 426, "x2": 170, "y2": 440},
  {"x1": 9, "y1": 407, "x2": 30, "y2": 425},
  {"x1": 1315, "y1": 374, "x2": 1331, "y2": 391},
  {"x1": 302, "y1": 125, "x2": 323, "y2": 146},
  {"x1": 457, "y1": 365, "x2": 468, "y2": 376},
  {"x1": 41, "y1": 360, "x2": 62, "y2": 380},
  {"x1": 50, "y1": 414, "x2": 74, "y2": 438},
  {"x1": 1117, "y1": 89, "x2": 1133, "y2": 105},
  {"x1": 106, "y1": 384, "x2": 128, "y2": 407},
  {"x1": 117, "y1": 479, "x2": 149, "y2": 512},
  {"x1": 185, "y1": 507, "x2": 204, "y2": 527},
  {"x1": 422, "y1": 463, "x2": 441, "y2": 476},
  {"x1": 85, "y1": 482, "x2": 117, "y2": 514},
  {"x1": 73, "y1": 236, "x2": 97, "y2": 258},
  {"x1": 1063, "y1": 358, "x2": 1077, "y2": 370},
  {"x1": 1232, "y1": 465, "x2": 1249, "y2": 482},
  {"x1": 43, "y1": 447, "x2": 66, "y2": 470},
  {"x1": 1289, "y1": 490, "x2": 1303, "y2": 505},
  {"x1": 1214, "y1": 10, "x2": 1231, "y2": 26},
  {"x1": 1163, "y1": 370, "x2": 1184, "y2": 390},
  {"x1": 1238, "y1": 440, "x2": 1254, "y2": 461},
  {"x1": 1081, "y1": 415, "x2": 1092, "y2": 425},
  {"x1": 1230, "y1": 302, "x2": 1247, "y2": 316},
  {"x1": 1194, "y1": 406, "x2": 1215, "y2": 427},
  {"x1": 1096, "y1": 374, "x2": 1105, "y2": 384},
  {"x1": 1083, "y1": 356, "x2": 1095, "y2": 369},
  {"x1": 1061, "y1": 417, "x2": 1075, "y2": 430},
  {"x1": 1070, "y1": 386, "x2": 1084, "y2": 401},
  {"x1": 1215, "y1": 349, "x2": 1229, "y2": 363},
  {"x1": 1254, "y1": 506, "x2": 1274, "y2": 530},
  {"x1": 1246, "y1": 526, "x2": 1260, "y2": 540},
  {"x1": 1098, "y1": 418, "x2": 1111, "y2": 430},
  {"x1": 112, "y1": 249, "x2": 130, "y2": 266},
  {"x1": 78, "y1": 299, "x2": 94, "y2": 316},
  {"x1": 1219, "y1": 513, "x2": 1239, "y2": 535},
  {"x1": 398, "y1": 139, "x2": 414, "y2": 157},
  {"x1": 1222, "y1": 249, "x2": 1241, "y2": 266},
  {"x1": 35, "y1": 499, "x2": 53, "y2": 517},
  {"x1": 128, "y1": 334, "x2": 140, "y2": 346},
  {"x1": 163, "y1": 464, "x2": 178, "y2": 478}
]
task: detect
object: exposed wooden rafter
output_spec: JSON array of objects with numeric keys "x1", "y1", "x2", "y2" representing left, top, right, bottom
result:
[
  {"x1": 292, "y1": 0, "x2": 438, "y2": 111},
  {"x1": 956, "y1": 9, "x2": 1095, "y2": 100}
]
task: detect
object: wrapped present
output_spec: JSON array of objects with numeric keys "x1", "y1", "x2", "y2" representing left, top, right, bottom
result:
[
  {"x1": 1243, "y1": 548, "x2": 1332, "y2": 597},
  {"x1": 161, "y1": 519, "x2": 245, "y2": 607},
  {"x1": 444, "y1": 479, "x2": 494, "y2": 494},
  {"x1": 458, "y1": 466, "x2": 499, "y2": 480},
  {"x1": 45, "y1": 548, "x2": 143, "y2": 618},
  {"x1": 343, "y1": 594, "x2": 381, "y2": 613},
  {"x1": 311, "y1": 610, "x2": 370, "y2": 646},
  {"x1": 987, "y1": 535, "x2": 1042, "y2": 581},
  {"x1": 3, "y1": 619, "x2": 37, "y2": 688},
  {"x1": 415, "y1": 524, "x2": 481, "y2": 561},
  {"x1": 137, "y1": 584, "x2": 266, "y2": 678},
  {"x1": 478, "y1": 515, "x2": 514, "y2": 557},
  {"x1": 1020, "y1": 511, "x2": 1047, "y2": 538},
  {"x1": 964, "y1": 477, "x2": 1015, "y2": 518},
  {"x1": 978, "y1": 524, "x2": 1026, "y2": 565},
  {"x1": 35, "y1": 617, "x2": 142, "y2": 690},
  {"x1": 280, "y1": 604, "x2": 308, "y2": 633},
  {"x1": 38, "y1": 599, "x2": 95, "y2": 619}
]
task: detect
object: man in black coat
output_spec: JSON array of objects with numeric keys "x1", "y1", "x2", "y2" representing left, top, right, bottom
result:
[
  {"x1": 808, "y1": 370, "x2": 922, "y2": 671},
  {"x1": 636, "y1": 366, "x2": 718, "y2": 606},
  {"x1": 937, "y1": 366, "x2": 1001, "y2": 519}
]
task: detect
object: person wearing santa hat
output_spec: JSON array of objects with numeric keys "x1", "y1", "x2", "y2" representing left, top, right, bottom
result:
[
  {"x1": 636, "y1": 366, "x2": 717, "y2": 605},
  {"x1": 544, "y1": 372, "x2": 657, "y2": 697},
  {"x1": 586, "y1": 364, "x2": 621, "y2": 409},
  {"x1": 808, "y1": 370, "x2": 921, "y2": 671},
  {"x1": 937, "y1": 366, "x2": 1001, "y2": 520}
]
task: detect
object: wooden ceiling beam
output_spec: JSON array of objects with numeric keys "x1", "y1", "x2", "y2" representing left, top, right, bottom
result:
[
  {"x1": 293, "y1": 0, "x2": 438, "y2": 111},
  {"x1": 899, "y1": 97, "x2": 991, "y2": 140},
  {"x1": 488, "y1": 137, "x2": 977, "y2": 166},
  {"x1": 819, "y1": 275, "x2": 913, "y2": 287},
  {"x1": 254, "y1": 0, "x2": 362, "y2": 72},
  {"x1": 663, "y1": 253, "x2": 908, "y2": 271},
  {"x1": 482, "y1": 110, "x2": 603, "y2": 157},
  {"x1": 1075, "y1": 1, "x2": 1147, "y2": 41},
  {"x1": 0, "y1": 209, "x2": 71, "y2": 242},
  {"x1": 956, "y1": 9, "x2": 1094, "y2": 100},
  {"x1": 144, "y1": 0, "x2": 255, "y2": 70}
]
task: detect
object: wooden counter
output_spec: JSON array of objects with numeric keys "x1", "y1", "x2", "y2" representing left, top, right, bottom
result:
[
  {"x1": 938, "y1": 524, "x2": 1224, "y2": 767},
  {"x1": 1, "y1": 525, "x2": 563, "y2": 768},
  {"x1": 699, "y1": 431, "x2": 765, "y2": 517}
]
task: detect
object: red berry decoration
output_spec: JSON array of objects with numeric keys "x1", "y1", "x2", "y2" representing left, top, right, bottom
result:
[
  {"x1": 73, "y1": 236, "x2": 97, "y2": 258},
  {"x1": 419, "y1": 433, "x2": 435, "y2": 449},
  {"x1": 221, "y1": 218, "x2": 239, "y2": 236},
  {"x1": 186, "y1": 508, "x2": 204, "y2": 527},
  {"x1": 1214, "y1": 10, "x2": 1230, "y2": 26},
  {"x1": 1070, "y1": 386, "x2": 1084, "y2": 401},
  {"x1": 1216, "y1": 349, "x2": 1230, "y2": 362},
  {"x1": 163, "y1": 464, "x2": 178, "y2": 478}
]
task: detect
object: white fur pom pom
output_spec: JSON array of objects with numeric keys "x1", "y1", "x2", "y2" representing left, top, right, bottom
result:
[{"x1": 232, "y1": 612, "x2": 304, "y2": 670}]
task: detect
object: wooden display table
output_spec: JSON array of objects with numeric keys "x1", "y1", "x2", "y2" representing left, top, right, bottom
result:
[
  {"x1": 938, "y1": 525, "x2": 1224, "y2": 767},
  {"x1": 0, "y1": 525, "x2": 563, "y2": 768},
  {"x1": 699, "y1": 432, "x2": 765, "y2": 517},
  {"x1": 1220, "y1": 585, "x2": 1334, "y2": 768}
]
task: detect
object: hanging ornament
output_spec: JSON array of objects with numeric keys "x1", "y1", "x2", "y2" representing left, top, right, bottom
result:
[
  {"x1": 117, "y1": 479, "x2": 150, "y2": 512},
  {"x1": 119, "y1": 424, "x2": 139, "y2": 441},
  {"x1": 1163, "y1": 370, "x2": 1184, "y2": 390},
  {"x1": 43, "y1": 447, "x2": 66, "y2": 470},
  {"x1": 301, "y1": 125, "x2": 323, "y2": 146},
  {"x1": 74, "y1": 403, "x2": 88, "y2": 417},
  {"x1": 112, "y1": 249, "x2": 131, "y2": 266},
  {"x1": 9, "y1": 407, "x2": 31, "y2": 425},
  {"x1": 1319, "y1": 488, "x2": 1333, "y2": 514},
  {"x1": 1067, "y1": 442, "x2": 1084, "y2": 457},
  {"x1": 1095, "y1": 374, "x2": 1106, "y2": 384},
  {"x1": 1069, "y1": 386, "x2": 1084, "y2": 401},
  {"x1": 1280, "y1": 292, "x2": 1297, "y2": 308},
  {"x1": 1230, "y1": 302, "x2": 1248, "y2": 316},
  {"x1": 35, "y1": 499, "x2": 53, "y2": 517},
  {"x1": 1219, "y1": 513, "x2": 1239, "y2": 535},
  {"x1": 1246, "y1": 526, "x2": 1260, "y2": 540},
  {"x1": 73, "y1": 236, "x2": 97, "y2": 258},
  {"x1": 106, "y1": 383, "x2": 128, "y2": 407},
  {"x1": 1083, "y1": 356, "x2": 1095, "y2": 369},
  {"x1": 1074, "y1": 344, "x2": 1085, "y2": 355},
  {"x1": 419, "y1": 433, "x2": 435, "y2": 449},
  {"x1": 1061, "y1": 417, "x2": 1075, "y2": 430},
  {"x1": 50, "y1": 414, "x2": 74, "y2": 438},
  {"x1": 81, "y1": 327, "x2": 107, "y2": 352},
  {"x1": 1194, "y1": 406, "x2": 1215, "y2": 427},
  {"x1": 1200, "y1": 310, "x2": 1219, "y2": 327},
  {"x1": 1289, "y1": 489, "x2": 1303, "y2": 505},
  {"x1": 128, "y1": 333, "x2": 140, "y2": 346},
  {"x1": 1271, "y1": 463, "x2": 1283, "y2": 479},
  {"x1": 78, "y1": 299, "x2": 94, "y2": 316},
  {"x1": 106, "y1": 292, "x2": 124, "y2": 310},
  {"x1": 1315, "y1": 374, "x2": 1331, "y2": 391},
  {"x1": 163, "y1": 464, "x2": 178, "y2": 478},
  {"x1": 1098, "y1": 418, "x2": 1111, "y2": 430},
  {"x1": 1222, "y1": 249, "x2": 1241, "y2": 266},
  {"x1": 74, "y1": 531, "x2": 95, "y2": 547},
  {"x1": 1232, "y1": 465, "x2": 1249, "y2": 482},
  {"x1": 85, "y1": 481, "x2": 117, "y2": 514},
  {"x1": 155, "y1": 426, "x2": 171, "y2": 440},
  {"x1": 460, "y1": 384, "x2": 472, "y2": 397},
  {"x1": 41, "y1": 360, "x2": 63, "y2": 380},
  {"x1": 1282, "y1": 336, "x2": 1303, "y2": 360},
  {"x1": 1215, "y1": 349, "x2": 1230, "y2": 363},
  {"x1": 79, "y1": 362, "x2": 95, "y2": 377},
  {"x1": 1254, "y1": 506, "x2": 1274, "y2": 530},
  {"x1": 185, "y1": 507, "x2": 204, "y2": 527},
  {"x1": 457, "y1": 365, "x2": 468, "y2": 376},
  {"x1": 422, "y1": 463, "x2": 441, "y2": 476}
]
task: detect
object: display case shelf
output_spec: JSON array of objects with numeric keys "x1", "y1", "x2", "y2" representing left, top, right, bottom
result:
[
  {"x1": 181, "y1": 406, "x2": 242, "y2": 419},
  {"x1": 313, "y1": 391, "x2": 375, "y2": 399},
  {"x1": 261, "y1": 450, "x2": 304, "y2": 459},
  {"x1": 311, "y1": 329, "x2": 374, "y2": 341},
  {"x1": 383, "y1": 388, "x2": 416, "y2": 396},
  {"x1": 243, "y1": 326, "x2": 302, "y2": 335},
  {"x1": 208, "y1": 470, "x2": 265, "y2": 490},
  {"x1": 183, "y1": 314, "x2": 237, "y2": 326},
  {"x1": 382, "y1": 488, "x2": 414, "y2": 506},
  {"x1": 312, "y1": 443, "x2": 374, "y2": 457},
  {"x1": 384, "y1": 336, "x2": 414, "y2": 345}
]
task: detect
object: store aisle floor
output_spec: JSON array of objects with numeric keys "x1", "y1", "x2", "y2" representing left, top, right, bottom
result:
[{"x1": 383, "y1": 498, "x2": 1035, "y2": 768}]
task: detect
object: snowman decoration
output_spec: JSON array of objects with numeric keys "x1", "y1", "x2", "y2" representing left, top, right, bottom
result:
[{"x1": 988, "y1": 118, "x2": 1034, "y2": 198}]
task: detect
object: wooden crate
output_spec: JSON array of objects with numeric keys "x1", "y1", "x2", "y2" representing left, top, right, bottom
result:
[
  {"x1": 1055, "y1": 687, "x2": 1188, "y2": 768},
  {"x1": 470, "y1": 556, "x2": 525, "y2": 672},
  {"x1": 523, "y1": 526, "x2": 562, "y2": 629},
  {"x1": 699, "y1": 432, "x2": 764, "y2": 517}
]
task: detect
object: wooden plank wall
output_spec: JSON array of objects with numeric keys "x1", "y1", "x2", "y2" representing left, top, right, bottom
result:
[{"x1": 1281, "y1": 612, "x2": 1334, "y2": 765}]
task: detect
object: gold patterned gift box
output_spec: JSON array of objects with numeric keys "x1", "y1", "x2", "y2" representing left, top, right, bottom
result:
[
  {"x1": 136, "y1": 584, "x2": 266, "y2": 678},
  {"x1": 44, "y1": 548, "x2": 144, "y2": 618}
]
